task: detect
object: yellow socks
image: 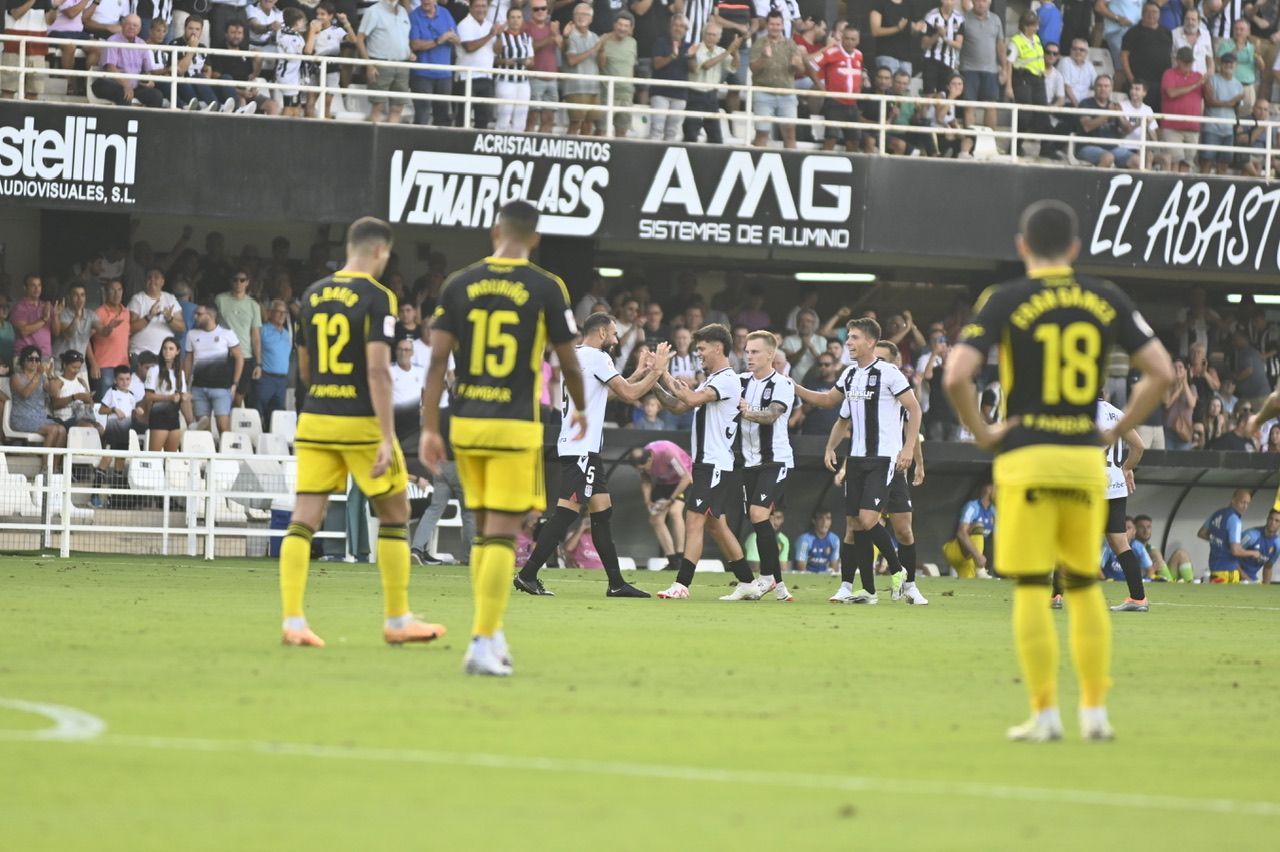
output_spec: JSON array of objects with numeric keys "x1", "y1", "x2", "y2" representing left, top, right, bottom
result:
[
  {"x1": 279, "y1": 522, "x2": 314, "y2": 620},
  {"x1": 1012, "y1": 582, "x2": 1059, "y2": 713},
  {"x1": 1065, "y1": 582, "x2": 1113, "y2": 708},
  {"x1": 472, "y1": 536, "x2": 515, "y2": 638},
  {"x1": 377, "y1": 523, "x2": 411, "y2": 619}
]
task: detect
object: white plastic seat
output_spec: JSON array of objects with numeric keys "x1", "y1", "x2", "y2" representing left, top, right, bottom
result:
[
  {"x1": 127, "y1": 429, "x2": 141, "y2": 453},
  {"x1": 269, "y1": 410, "x2": 297, "y2": 445},
  {"x1": 972, "y1": 126, "x2": 1005, "y2": 161},
  {"x1": 255, "y1": 432, "x2": 291, "y2": 457},
  {"x1": 219, "y1": 431, "x2": 253, "y2": 455},
  {"x1": 1089, "y1": 47, "x2": 1115, "y2": 79},
  {"x1": 3, "y1": 397, "x2": 44, "y2": 445},
  {"x1": 181, "y1": 430, "x2": 216, "y2": 455},
  {"x1": 229, "y1": 407, "x2": 263, "y2": 445},
  {"x1": 128, "y1": 457, "x2": 166, "y2": 491},
  {"x1": 67, "y1": 426, "x2": 103, "y2": 468}
]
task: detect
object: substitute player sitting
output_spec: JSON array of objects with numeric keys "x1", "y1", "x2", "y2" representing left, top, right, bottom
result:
[
  {"x1": 1199, "y1": 489, "x2": 1264, "y2": 584},
  {"x1": 278, "y1": 217, "x2": 446, "y2": 649},
  {"x1": 1239, "y1": 510, "x2": 1280, "y2": 583},
  {"x1": 422, "y1": 201, "x2": 586, "y2": 677}
]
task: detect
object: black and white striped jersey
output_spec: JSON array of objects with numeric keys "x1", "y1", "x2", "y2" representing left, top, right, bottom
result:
[
  {"x1": 735, "y1": 370, "x2": 795, "y2": 468},
  {"x1": 683, "y1": 0, "x2": 717, "y2": 47},
  {"x1": 691, "y1": 367, "x2": 742, "y2": 471},
  {"x1": 1206, "y1": 0, "x2": 1244, "y2": 38},
  {"x1": 752, "y1": 0, "x2": 802, "y2": 37},
  {"x1": 922, "y1": 7, "x2": 965, "y2": 69},
  {"x1": 669, "y1": 351, "x2": 701, "y2": 384},
  {"x1": 559, "y1": 345, "x2": 620, "y2": 456},
  {"x1": 836, "y1": 358, "x2": 912, "y2": 459},
  {"x1": 496, "y1": 31, "x2": 534, "y2": 82}
]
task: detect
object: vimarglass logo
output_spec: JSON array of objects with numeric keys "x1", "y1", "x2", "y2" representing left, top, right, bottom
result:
[{"x1": 0, "y1": 115, "x2": 139, "y2": 205}]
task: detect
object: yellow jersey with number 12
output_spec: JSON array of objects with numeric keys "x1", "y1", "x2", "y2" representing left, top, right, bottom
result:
[
  {"x1": 296, "y1": 271, "x2": 398, "y2": 447},
  {"x1": 432, "y1": 257, "x2": 577, "y2": 450}
]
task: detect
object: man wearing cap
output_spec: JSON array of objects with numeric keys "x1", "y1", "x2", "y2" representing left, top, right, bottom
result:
[
  {"x1": 1160, "y1": 46, "x2": 1205, "y2": 171},
  {"x1": 1202, "y1": 52, "x2": 1244, "y2": 174}
]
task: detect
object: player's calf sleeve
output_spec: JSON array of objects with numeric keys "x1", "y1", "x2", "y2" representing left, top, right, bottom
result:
[
  {"x1": 1063, "y1": 574, "x2": 1112, "y2": 708},
  {"x1": 279, "y1": 522, "x2": 314, "y2": 619},
  {"x1": 473, "y1": 536, "x2": 516, "y2": 637},
  {"x1": 727, "y1": 558, "x2": 754, "y2": 584},
  {"x1": 752, "y1": 520, "x2": 782, "y2": 582},
  {"x1": 519, "y1": 505, "x2": 579, "y2": 581},
  {"x1": 854, "y1": 531, "x2": 876, "y2": 595},
  {"x1": 1117, "y1": 548, "x2": 1146, "y2": 601},
  {"x1": 590, "y1": 508, "x2": 625, "y2": 587},
  {"x1": 1178, "y1": 562, "x2": 1194, "y2": 583},
  {"x1": 899, "y1": 542, "x2": 917, "y2": 583},
  {"x1": 666, "y1": 552, "x2": 683, "y2": 572},
  {"x1": 839, "y1": 540, "x2": 857, "y2": 584},
  {"x1": 1013, "y1": 576, "x2": 1060, "y2": 712},
  {"x1": 377, "y1": 523, "x2": 411, "y2": 618},
  {"x1": 867, "y1": 523, "x2": 901, "y2": 572},
  {"x1": 676, "y1": 558, "x2": 697, "y2": 588}
]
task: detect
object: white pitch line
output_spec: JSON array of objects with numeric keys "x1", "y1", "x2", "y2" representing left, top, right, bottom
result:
[
  {"x1": 2, "y1": 725, "x2": 1278, "y2": 818},
  {"x1": 0, "y1": 698, "x2": 106, "y2": 741}
]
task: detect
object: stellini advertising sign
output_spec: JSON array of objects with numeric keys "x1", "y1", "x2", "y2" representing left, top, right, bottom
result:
[{"x1": 0, "y1": 113, "x2": 139, "y2": 205}]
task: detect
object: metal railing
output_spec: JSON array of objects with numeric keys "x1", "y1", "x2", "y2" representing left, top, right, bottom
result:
[{"x1": 2, "y1": 32, "x2": 1275, "y2": 175}]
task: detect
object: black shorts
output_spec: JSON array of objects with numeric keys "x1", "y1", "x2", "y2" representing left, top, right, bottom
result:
[
  {"x1": 844, "y1": 457, "x2": 894, "y2": 516},
  {"x1": 558, "y1": 453, "x2": 608, "y2": 504},
  {"x1": 1106, "y1": 496, "x2": 1127, "y2": 536},
  {"x1": 651, "y1": 481, "x2": 686, "y2": 503},
  {"x1": 236, "y1": 358, "x2": 256, "y2": 399},
  {"x1": 149, "y1": 402, "x2": 180, "y2": 431},
  {"x1": 886, "y1": 470, "x2": 913, "y2": 514},
  {"x1": 687, "y1": 463, "x2": 730, "y2": 518},
  {"x1": 922, "y1": 58, "x2": 956, "y2": 94},
  {"x1": 742, "y1": 463, "x2": 788, "y2": 510},
  {"x1": 824, "y1": 102, "x2": 862, "y2": 142}
]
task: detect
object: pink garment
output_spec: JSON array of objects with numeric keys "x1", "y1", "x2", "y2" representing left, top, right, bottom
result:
[
  {"x1": 567, "y1": 531, "x2": 603, "y2": 569},
  {"x1": 540, "y1": 359, "x2": 553, "y2": 407},
  {"x1": 11, "y1": 298, "x2": 51, "y2": 359},
  {"x1": 516, "y1": 530, "x2": 535, "y2": 566},
  {"x1": 646, "y1": 440, "x2": 691, "y2": 485},
  {"x1": 524, "y1": 21, "x2": 558, "y2": 73}
]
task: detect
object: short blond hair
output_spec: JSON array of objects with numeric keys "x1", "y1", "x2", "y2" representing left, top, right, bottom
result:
[{"x1": 746, "y1": 330, "x2": 779, "y2": 350}]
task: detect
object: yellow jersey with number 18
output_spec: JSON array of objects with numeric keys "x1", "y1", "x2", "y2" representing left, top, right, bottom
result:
[
  {"x1": 956, "y1": 266, "x2": 1156, "y2": 453},
  {"x1": 295, "y1": 271, "x2": 398, "y2": 447},
  {"x1": 432, "y1": 257, "x2": 577, "y2": 450}
]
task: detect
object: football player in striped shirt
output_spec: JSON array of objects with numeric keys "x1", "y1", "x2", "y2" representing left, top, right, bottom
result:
[
  {"x1": 796, "y1": 317, "x2": 922, "y2": 605},
  {"x1": 735, "y1": 331, "x2": 797, "y2": 602},
  {"x1": 652, "y1": 324, "x2": 761, "y2": 600},
  {"x1": 514, "y1": 312, "x2": 671, "y2": 598}
]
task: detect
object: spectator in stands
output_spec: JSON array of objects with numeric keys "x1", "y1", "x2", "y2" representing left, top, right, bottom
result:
[
  {"x1": 1059, "y1": 37, "x2": 1097, "y2": 121},
  {"x1": 128, "y1": 267, "x2": 184, "y2": 358},
  {"x1": 631, "y1": 393, "x2": 669, "y2": 429},
  {"x1": 52, "y1": 284, "x2": 94, "y2": 363},
  {"x1": 745, "y1": 507, "x2": 789, "y2": 573},
  {"x1": 793, "y1": 509, "x2": 840, "y2": 574},
  {"x1": 782, "y1": 288, "x2": 818, "y2": 335},
  {"x1": 216, "y1": 271, "x2": 262, "y2": 409},
  {"x1": 613, "y1": 295, "x2": 643, "y2": 369},
  {"x1": 170, "y1": 280, "x2": 197, "y2": 351},
  {"x1": 562, "y1": 2, "x2": 605, "y2": 135},
  {"x1": 648, "y1": 14, "x2": 691, "y2": 141},
  {"x1": 959, "y1": 0, "x2": 1006, "y2": 132},
  {"x1": 273, "y1": 9, "x2": 307, "y2": 117},
  {"x1": 391, "y1": 336, "x2": 424, "y2": 438},
  {"x1": 90, "y1": 279, "x2": 129, "y2": 396},
  {"x1": 641, "y1": 301, "x2": 670, "y2": 346},
  {"x1": 12, "y1": 275, "x2": 52, "y2": 362},
  {"x1": 1202, "y1": 394, "x2": 1229, "y2": 444},
  {"x1": 1006, "y1": 12, "x2": 1050, "y2": 158},
  {"x1": 1160, "y1": 47, "x2": 1205, "y2": 170},
  {"x1": 871, "y1": 0, "x2": 925, "y2": 76},
  {"x1": 815, "y1": 26, "x2": 864, "y2": 152},
  {"x1": 1038, "y1": 0, "x2": 1063, "y2": 48},
  {"x1": 1237, "y1": 97, "x2": 1279, "y2": 177},
  {"x1": 1188, "y1": 342, "x2": 1220, "y2": 421},
  {"x1": 920, "y1": 330, "x2": 960, "y2": 440},
  {"x1": 1210, "y1": 408, "x2": 1260, "y2": 451},
  {"x1": 92, "y1": 14, "x2": 166, "y2": 108},
  {"x1": 1171, "y1": 8, "x2": 1213, "y2": 76},
  {"x1": 1265, "y1": 422, "x2": 1280, "y2": 452},
  {"x1": 0, "y1": 296, "x2": 14, "y2": 372},
  {"x1": 1098, "y1": 0, "x2": 1141, "y2": 81},
  {"x1": 49, "y1": 0, "x2": 94, "y2": 96},
  {"x1": 1230, "y1": 326, "x2": 1272, "y2": 406},
  {"x1": 523, "y1": 0, "x2": 560, "y2": 133},
  {"x1": 246, "y1": 0, "x2": 283, "y2": 53},
  {"x1": 733, "y1": 288, "x2": 771, "y2": 329},
  {"x1": 2, "y1": 0, "x2": 50, "y2": 100},
  {"x1": 1120, "y1": 79, "x2": 1164, "y2": 168},
  {"x1": 782, "y1": 309, "x2": 826, "y2": 379},
  {"x1": 1120, "y1": 2, "x2": 1171, "y2": 110},
  {"x1": 358, "y1": 0, "x2": 414, "y2": 125},
  {"x1": 921, "y1": 0, "x2": 965, "y2": 95},
  {"x1": 749, "y1": 10, "x2": 807, "y2": 149},
  {"x1": 684, "y1": 21, "x2": 738, "y2": 143},
  {"x1": 304, "y1": 5, "x2": 356, "y2": 119},
  {"x1": 394, "y1": 301, "x2": 422, "y2": 343},
  {"x1": 50, "y1": 350, "x2": 96, "y2": 431},
  {"x1": 1220, "y1": 19, "x2": 1261, "y2": 112},
  {"x1": 165, "y1": 14, "x2": 221, "y2": 112},
  {"x1": 494, "y1": 6, "x2": 534, "y2": 131},
  {"x1": 256, "y1": 300, "x2": 290, "y2": 426},
  {"x1": 91, "y1": 364, "x2": 134, "y2": 500},
  {"x1": 143, "y1": 336, "x2": 186, "y2": 452},
  {"x1": 598, "y1": 11, "x2": 637, "y2": 137},
  {"x1": 1246, "y1": 306, "x2": 1280, "y2": 389},
  {"x1": 10, "y1": 345, "x2": 66, "y2": 448},
  {"x1": 184, "y1": 301, "x2": 245, "y2": 434},
  {"x1": 1164, "y1": 357, "x2": 1197, "y2": 449},
  {"x1": 209, "y1": 20, "x2": 267, "y2": 114},
  {"x1": 1202, "y1": 53, "x2": 1245, "y2": 173},
  {"x1": 206, "y1": 0, "x2": 246, "y2": 50},
  {"x1": 790, "y1": 352, "x2": 842, "y2": 436},
  {"x1": 931, "y1": 72, "x2": 976, "y2": 157},
  {"x1": 1075, "y1": 74, "x2": 1137, "y2": 167}
]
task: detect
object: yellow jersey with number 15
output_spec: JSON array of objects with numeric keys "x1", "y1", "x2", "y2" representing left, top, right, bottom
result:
[
  {"x1": 296, "y1": 271, "x2": 397, "y2": 447},
  {"x1": 956, "y1": 266, "x2": 1155, "y2": 453},
  {"x1": 432, "y1": 257, "x2": 577, "y2": 436}
]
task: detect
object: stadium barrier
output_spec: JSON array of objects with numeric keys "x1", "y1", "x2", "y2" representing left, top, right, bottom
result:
[{"x1": 2, "y1": 33, "x2": 1274, "y2": 175}]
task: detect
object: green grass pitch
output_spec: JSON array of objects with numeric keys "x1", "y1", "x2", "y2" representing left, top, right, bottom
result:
[{"x1": 2, "y1": 556, "x2": 1279, "y2": 851}]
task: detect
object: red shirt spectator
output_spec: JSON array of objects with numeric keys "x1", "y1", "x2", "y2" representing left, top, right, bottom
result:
[
  {"x1": 524, "y1": 10, "x2": 559, "y2": 73},
  {"x1": 1161, "y1": 61, "x2": 1203, "y2": 132},
  {"x1": 92, "y1": 280, "x2": 131, "y2": 374},
  {"x1": 816, "y1": 40, "x2": 864, "y2": 104}
]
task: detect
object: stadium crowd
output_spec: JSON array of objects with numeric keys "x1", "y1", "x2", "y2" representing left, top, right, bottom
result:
[{"x1": 4, "y1": 0, "x2": 1280, "y2": 169}]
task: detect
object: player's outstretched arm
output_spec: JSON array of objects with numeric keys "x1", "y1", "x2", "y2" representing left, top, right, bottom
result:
[
  {"x1": 419, "y1": 328, "x2": 456, "y2": 473},
  {"x1": 794, "y1": 383, "x2": 843, "y2": 409},
  {"x1": 1248, "y1": 388, "x2": 1280, "y2": 437},
  {"x1": 611, "y1": 342, "x2": 672, "y2": 403},
  {"x1": 1105, "y1": 339, "x2": 1175, "y2": 446},
  {"x1": 555, "y1": 339, "x2": 588, "y2": 441}
]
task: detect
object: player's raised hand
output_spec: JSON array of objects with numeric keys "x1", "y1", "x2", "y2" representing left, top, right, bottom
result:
[
  {"x1": 569, "y1": 409, "x2": 589, "y2": 441},
  {"x1": 419, "y1": 430, "x2": 445, "y2": 475},
  {"x1": 371, "y1": 439, "x2": 394, "y2": 479},
  {"x1": 654, "y1": 341, "x2": 673, "y2": 366}
]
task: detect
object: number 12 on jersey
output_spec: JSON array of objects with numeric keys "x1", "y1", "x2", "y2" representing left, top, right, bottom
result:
[{"x1": 311, "y1": 313, "x2": 352, "y2": 375}]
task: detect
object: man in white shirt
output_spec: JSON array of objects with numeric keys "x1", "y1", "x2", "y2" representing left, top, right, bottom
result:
[
  {"x1": 781, "y1": 309, "x2": 827, "y2": 380},
  {"x1": 1058, "y1": 37, "x2": 1097, "y2": 107},
  {"x1": 1119, "y1": 79, "x2": 1163, "y2": 169},
  {"x1": 1171, "y1": 8, "x2": 1214, "y2": 76},
  {"x1": 455, "y1": 0, "x2": 502, "y2": 128},
  {"x1": 515, "y1": 313, "x2": 671, "y2": 597},
  {"x1": 127, "y1": 267, "x2": 185, "y2": 358}
]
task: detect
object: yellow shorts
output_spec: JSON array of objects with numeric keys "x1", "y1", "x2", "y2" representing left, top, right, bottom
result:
[
  {"x1": 1210, "y1": 569, "x2": 1241, "y2": 584},
  {"x1": 451, "y1": 417, "x2": 546, "y2": 515},
  {"x1": 1273, "y1": 483, "x2": 1280, "y2": 514},
  {"x1": 942, "y1": 533, "x2": 986, "y2": 578},
  {"x1": 294, "y1": 413, "x2": 408, "y2": 498},
  {"x1": 993, "y1": 444, "x2": 1107, "y2": 579}
]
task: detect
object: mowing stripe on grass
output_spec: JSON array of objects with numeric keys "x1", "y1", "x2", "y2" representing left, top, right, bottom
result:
[{"x1": 2, "y1": 715, "x2": 1279, "y2": 819}]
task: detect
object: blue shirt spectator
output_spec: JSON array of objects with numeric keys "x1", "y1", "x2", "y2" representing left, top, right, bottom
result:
[
  {"x1": 410, "y1": 0, "x2": 457, "y2": 79},
  {"x1": 260, "y1": 318, "x2": 292, "y2": 376},
  {"x1": 958, "y1": 498, "x2": 996, "y2": 536},
  {"x1": 1037, "y1": 0, "x2": 1063, "y2": 47},
  {"x1": 1239, "y1": 519, "x2": 1280, "y2": 581},
  {"x1": 173, "y1": 282, "x2": 197, "y2": 351},
  {"x1": 794, "y1": 512, "x2": 840, "y2": 573}
]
